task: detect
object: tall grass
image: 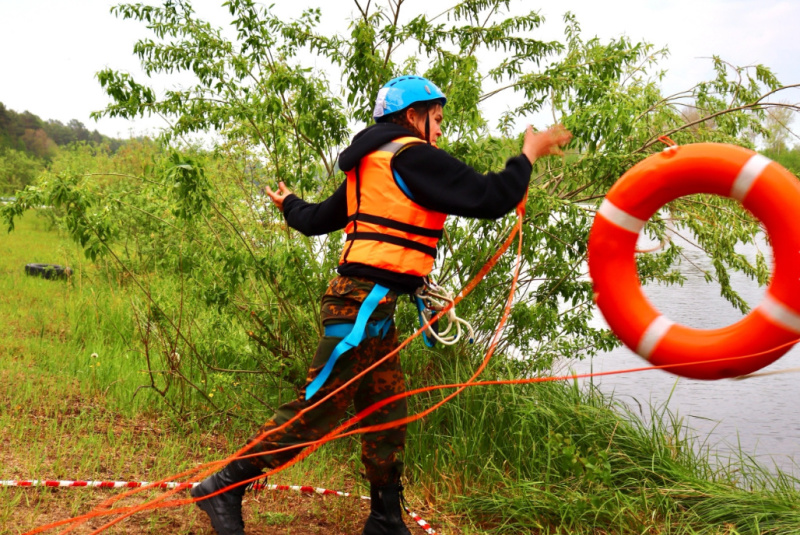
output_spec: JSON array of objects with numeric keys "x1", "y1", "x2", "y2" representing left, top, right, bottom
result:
[{"x1": 406, "y1": 354, "x2": 800, "y2": 533}]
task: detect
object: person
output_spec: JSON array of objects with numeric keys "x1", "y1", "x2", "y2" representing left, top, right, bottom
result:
[{"x1": 191, "y1": 75, "x2": 572, "y2": 535}]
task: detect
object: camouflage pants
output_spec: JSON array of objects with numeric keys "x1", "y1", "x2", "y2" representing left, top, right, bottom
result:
[{"x1": 245, "y1": 276, "x2": 407, "y2": 486}]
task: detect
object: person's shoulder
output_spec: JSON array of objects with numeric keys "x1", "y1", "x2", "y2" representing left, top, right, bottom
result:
[
  {"x1": 340, "y1": 123, "x2": 416, "y2": 171},
  {"x1": 396, "y1": 141, "x2": 458, "y2": 164}
]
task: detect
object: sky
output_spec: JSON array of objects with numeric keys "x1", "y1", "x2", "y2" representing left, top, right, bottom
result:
[{"x1": 2, "y1": 0, "x2": 799, "y2": 139}]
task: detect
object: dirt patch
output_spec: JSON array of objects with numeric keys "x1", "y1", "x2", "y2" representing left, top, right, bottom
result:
[
  {"x1": 2, "y1": 394, "x2": 446, "y2": 535},
  {"x1": 0, "y1": 298, "x2": 449, "y2": 534},
  {"x1": 2, "y1": 486, "x2": 440, "y2": 535}
]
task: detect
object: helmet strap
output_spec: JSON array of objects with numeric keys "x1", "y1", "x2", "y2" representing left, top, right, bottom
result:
[{"x1": 424, "y1": 109, "x2": 431, "y2": 145}]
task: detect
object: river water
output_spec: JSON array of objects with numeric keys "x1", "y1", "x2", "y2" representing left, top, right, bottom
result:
[{"x1": 565, "y1": 233, "x2": 800, "y2": 476}]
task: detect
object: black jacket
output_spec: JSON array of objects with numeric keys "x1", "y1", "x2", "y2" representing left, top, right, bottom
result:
[{"x1": 282, "y1": 123, "x2": 532, "y2": 293}]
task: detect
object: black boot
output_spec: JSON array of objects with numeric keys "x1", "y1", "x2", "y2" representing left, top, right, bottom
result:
[
  {"x1": 361, "y1": 482, "x2": 412, "y2": 535},
  {"x1": 190, "y1": 458, "x2": 262, "y2": 535}
]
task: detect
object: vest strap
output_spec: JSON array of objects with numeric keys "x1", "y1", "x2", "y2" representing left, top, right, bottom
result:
[
  {"x1": 348, "y1": 212, "x2": 444, "y2": 239},
  {"x1": 345, "y1": 232, "x2": 437, "y2": 258},
  {"x1": 305, "y1": 283, "x2": 392, "y2": 400}
]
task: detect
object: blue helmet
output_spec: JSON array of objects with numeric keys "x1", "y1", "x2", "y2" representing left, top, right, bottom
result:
[{"x1": 372, "y1": 75, "x2": 447, "y2": 120}]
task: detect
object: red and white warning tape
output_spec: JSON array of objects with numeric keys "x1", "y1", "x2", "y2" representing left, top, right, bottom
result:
[
  {"x1": 405, "y1": 508, "x2": 435, "y2": 534},
  {"x1": 1, "y1": 480, "x2": 436, "y2": 534},
  {"x1": 1, "y1": 480, "x2": 195, "y2": 490}
]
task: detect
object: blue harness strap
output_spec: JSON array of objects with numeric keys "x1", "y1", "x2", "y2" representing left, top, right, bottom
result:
[
  {"x1": 414, "y1": 296, "x2": 436, "y2": 348},
  {"x1": 393, "y1": 170, "x2": 415, "y2": 200},
  {"x1": 305, "y1": 283, "x2": 392, "y2": 400}
]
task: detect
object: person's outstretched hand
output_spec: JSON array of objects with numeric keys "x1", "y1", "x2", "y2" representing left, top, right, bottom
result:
[
  {"x1": 522, "y1": 124, "x2": 572, "y2": 164},
  {"x1": 265, "y1": 182, "x2": 293, "y2": 212}
]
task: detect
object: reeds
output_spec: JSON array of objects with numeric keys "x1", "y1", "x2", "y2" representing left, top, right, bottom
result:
[{"x1": 406, "y1": 356, "x2": 800, "y2": 533}]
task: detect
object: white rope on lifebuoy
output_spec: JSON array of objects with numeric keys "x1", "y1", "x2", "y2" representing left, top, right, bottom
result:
[{"x1": 732, "y1": 366, "x2": 800, "y2": 380}]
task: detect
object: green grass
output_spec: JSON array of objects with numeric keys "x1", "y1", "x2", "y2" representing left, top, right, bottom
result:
[
  {"x1": 0, "y1": 213, "x2": 200, "y2": 532},
  {"x1": 4, "y1": 211, "x2": 800, "y2": 535},
  {"x1": 0, "y1": 212, "x2": 376, "y2": 535},
  {"x1": 406, "y1": 356, "x2": 800, "y2": 534}
]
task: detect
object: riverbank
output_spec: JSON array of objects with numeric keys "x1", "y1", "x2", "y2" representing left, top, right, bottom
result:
[
  {"x1": 570, "y1": 233, "x2": 800, "y2": 477},
  {"x1": 4, "y1": 212, "x2": 800, "y2": 534}
]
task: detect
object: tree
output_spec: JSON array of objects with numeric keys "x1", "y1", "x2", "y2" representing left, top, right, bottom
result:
[
  {"x1": 6, "y1": 0, "x2": 800, "y2": 425},
  {"x1": 44, "y1": 119, "x2": 74, "y2": 145},
  {"x1": 20, "y1": 128, "x2": 57, "y2": 159},
  {"x1": 1, "y1": 102, "x2": 128, "y2": 157},
  {"x1": 0, "y1": 148, "x2": 44, "y2": 194},
  {"x1": 6, "y1": 3, "x2": 800, "y2": 530},
  {"x1": 67, "y1": 119, "x2": 92, "y2": 142},
  {"x1": 762, "y1": 105, "x2": 796, "y2": 153}
]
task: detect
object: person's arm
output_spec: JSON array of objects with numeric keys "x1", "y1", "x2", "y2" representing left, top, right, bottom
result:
[
  {"x1": 265, "y1": 180, "x2": 349, "y2": 236},
  {"x1": 520, "y1": 125, "x2": 571, "y2": 165},
  {"x1": 394, "y1": 125, "x2": 571, "y2": 219},
  {"x1": 394, "y1": 148, "x2": 530, "y2": 218}
]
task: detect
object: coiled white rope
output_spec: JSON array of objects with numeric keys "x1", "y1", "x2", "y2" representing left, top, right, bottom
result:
[{"x1": 415, "y1": 281, "x2": 475, "y2": 346}]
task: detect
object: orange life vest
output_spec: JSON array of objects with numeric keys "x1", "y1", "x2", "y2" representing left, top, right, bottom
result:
[{"x1": 339, "y1": 136, "x2": 447, "y2": 277}]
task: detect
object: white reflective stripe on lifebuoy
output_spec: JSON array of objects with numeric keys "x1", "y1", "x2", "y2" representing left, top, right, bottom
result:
[
  {"x1": 636, "y1": 316, "x2": 675, "y2": 359},
  {"x1": 758, "y1": 293, "x2": 800, "y2": 334},
  {"x1": 730, "y1": 154, "x2": 772, "y2": 201},
  {"x1": 598, "y1": 199, "x2": 646, "y2": 234}
]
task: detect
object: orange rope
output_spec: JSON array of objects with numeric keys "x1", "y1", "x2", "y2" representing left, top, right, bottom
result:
[
  {"x1": 25, "y1": 203, "x2": 526, "y2": 535},
  {"x1": 658, "y1": 135, "x2": 677, "y2": 147},
  {"x1": 28, "y1": 336, "x2": 800, "y2": 533},
  {"x1": 28, "y1": 333, "x2": 800, "y2": 534},
  {"x1": 25, "y1": 192, "x2": 800, "y2": 534}
]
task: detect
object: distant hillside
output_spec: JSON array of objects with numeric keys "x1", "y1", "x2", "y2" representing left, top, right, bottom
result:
[
  {"x1": 0, "y1": 102, "x2": 134, "y2": 195},
  {"x1": 0, "y1": 102, "x2": 126, "y2": 160}
]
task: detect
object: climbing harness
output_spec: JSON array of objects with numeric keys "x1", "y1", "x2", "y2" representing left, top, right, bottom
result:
[
  {"x1": 307, "y1": 277, "x2": 475, "y2": 400},
  {"x1": 414, "y1": 279, "x2": 475, "y2": 347},
  {"x1": 306, "y1": 283, "x2": 393, "y2": 400},
  {"x1": 589, "y1": 142, "x2": 800, "y2": 380}
]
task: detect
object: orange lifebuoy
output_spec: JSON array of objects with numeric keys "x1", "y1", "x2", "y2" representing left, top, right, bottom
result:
[{"x1": 588, "y1": 143, "x2": 800, "y2": 379}]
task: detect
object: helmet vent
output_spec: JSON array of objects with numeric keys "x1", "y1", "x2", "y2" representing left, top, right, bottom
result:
[{"x1": 424, "y1": 85, "x2": 431, "y2": 94}]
